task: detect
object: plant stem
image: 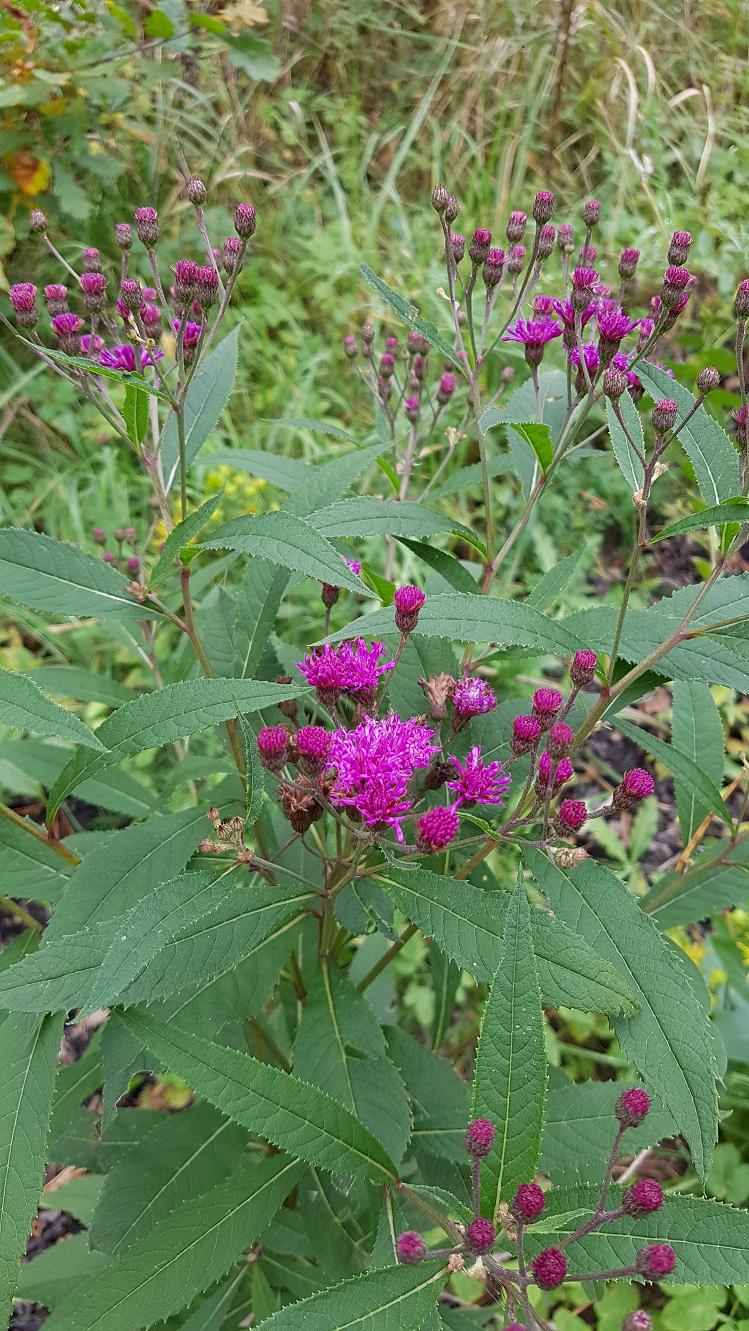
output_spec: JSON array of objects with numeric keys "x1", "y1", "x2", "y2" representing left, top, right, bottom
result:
[
  {"x1": 0, "y1": 894, "x2": 42, "y2": 932},
  {"x1": 0, "y1": 801, "x2": 79, "y2": 864},
  {"x1": 356, "y1": 921, "x2": 418, "y2": 992}
]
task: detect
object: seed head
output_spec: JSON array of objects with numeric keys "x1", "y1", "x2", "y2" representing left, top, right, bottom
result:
[
  {"x1": 511, "y1": 1182, "x2": 546, "y2": 1224},
  {"x1": 234, "y1": 203, "x2": 257, "y2": 238},
  {"x1": 571, "y1": 648, "x2": 597, "y2": 686},
  {"x1": 623, "y1": 1178, "x2": 664, "y2": 1217},
  {"x1": 636, "y1": 1243, "x2": 676, "y2": 1280},
  {"x1": 418, "y1": 672, "x2": 456, "y2": 722},
  {"x1": 582, "y1": 198, "x2": 601, "y2": 227},
  {"x1": 696, "y1": 365, "x2": 720, "y2": 395},
  {"x1": 417, "y1": 803, "x2": 460, "y2": 852},
  {"x1": 465, "y1": 1116, "x2": 495, "y2": 1158},
  {"x1": 469, "y1": 228, "x2": 492, "y2": 264},
  {"x1": 134, "y1": 206, "x2": 159, "y2": 247},
  {"x1": 616, "y1": 1086, "x2": 650, "y2": 1127},
  {"x1": 533, "y1": 190, "x2": 555, "y2": 224},
  {"x1": 394, "y1": 584, "x2": 426, "y2": 635},
  {"x1": 431, "y1": 184, "x2": 449, "y2": 214},
  {"x1": 511, "y1": 714, "x2": 542, "y2": 755},
  {"x1": 186, "y1": 177, "x2": 207, "y2": 206},
  {"x1": 396, "y1": 1231, "x2": 426, "y2": 1265},
  {"x1": 465, "y1": 1217, "x2": 495, "y2": 1254},
  {"x1": 531, "y1": 1247, "x2": 567, "y2": 1289},
  {"x1": 257, "y1": 726, "x2": 289, "y2": 773}
]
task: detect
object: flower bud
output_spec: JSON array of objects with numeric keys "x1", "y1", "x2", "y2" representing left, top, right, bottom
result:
[
  {"x1": 222, "y1": 235, "x2": 243, "y2": 274},
  {"x1": 379, "y1": 352, "x2": 395, "y2": 378},
  {"x1": 342, "y1": 334, "x2": 357, "y2": 360},
  {"x1": 92, "y1": 527, "x2": 106, "y2": 545},
  {"x1": 616, "y1": 1086, "x2": 650, "y2": 1127},
  {"x1": 115, "y1": 222, "x2": 132, "y2": 250},
  {"x1": 404, "y1": 394, "x2": 420, "y2": 422},
  {"x1": 532, "y1": 687, "x2": 564, "y2": 729},
  {"x1": 618, "y1": 247, "x2": 640, "y2": 280},
  {"x1": 431, "y1": 184, "x2": 449, "y2": 214},
  {"x1": 134, "y1": 206, "x2": 159, "y2": 247},
  {"x1": 119, "y1": 278, "x2": 143, "y2": 313},
  {"x1": 531, "y1": 1247, "x2": 567, "y2": 1289},
  {"x1": 465, "y1": 1218, "x2": 495, "y2": 1254},
  {"x1": 80, "y1": 271, "x2": 107, "y2": 313},
  {"x1": 511, "y1": 714, "x2": 541, "y2": 755},
  {"x1": 51, "y1": 312, "x2": 84, "y2": 353},
  {"x1": 295, "y1": 725, "x2": 332, "y2": 775},
  {"x1": 582, "y1": 198, "x2": 601, "y2": 227},
  {"x1": 603, "y1": 366, "x2": 627, "y2": 400},
  {"x1": 661, "y1": 265, "x2": 692, "y2": 309},
  {"x1": 397, "y1": 1231, "x2": 426, "y2": 1264},
  {"x1": 506, "y1": 210, "x2": 527, "y2": 243},
  {"x1": 651, "y1": 398, "x2": 678, "y2": 434},
  {"x1": 81, "y1": 247, "x2": 100, "y2": 274},
  {"x1": 507, "y1": 245, "x2": 525, "y2": 275},
  {"x1": 537, "y1": 223, "x2": 556, "y2": 260},
  {"x1": 465, "y1": 1117, "x2": 495, "y2": 1159},
  {"x1": 394, "y1": 584, "x2": 425, "y2": 635},
  {"x1": 361, "y1": 321, "x2": 374, "y2": 346},
  {"x1": 533, "y1": 190, "x2": 555, "y2": 224},
  {"x1": 469, "y1": 228, "x2": 492, "y2": 264},
  {"x1": 9, "y1": 283, "x2": 38, "y2": 328},
  {"x1": 450, "y1": 233, "x2": 465, "y2": 264},
  {"x1": 613, "y1": 767, "x2": 655, "y2": 810},
  {"x1": 557, "y1": 798, "x2": 587, "y2": 833},
  {"x1": 696, "y1": 365, "x2": 720, "y2": 395},
  {"x1": 623, "y1": 1178, "x2": 664, "y2": 1217},
  {"x1": 186, "y1": 177, "x2": 207, "y2": 206},
  {"x1": 733, "y1": 279, "x2": 749, "y2": 320},
  {"x1": 444, "y1": 194, "x2": 459, "y2": 224},
  {"x1": 571, "y1": 648, "x2": 597, "y2": 686},
  {"x1": 417, "y1": 804, "x2": 460, "y2": 852},
  {"x1": 623, "y1": 1312, "x2": 653, "y2": 1331},
  {"x1": 234, "y1": 203, "x2": 257, "y2": 238},
  {"x1": 483, "y1": 248, "x2": 505, "y2": 287},
  {"x1": 511, "y1": 1183, "x2": 545, "y2": 1224},
  {"x1": 536, "y1": 753, "x2": 573, "y2": 789},
  {"x1": 30, "y1": 208, "x2": 47, "y2": 233},
  {"x1": 667, "y1": 229, "x2": 692, "y2": 265},
  {"x1": 437, "y1": 371, "x2": 457, "y2": 403},
  {"x1": 547, "y1": 721, "x2": 573, "y2": 757},
  {"x1": 557, "y1": 222, "x2": 574, "y2": 254},
  {"x1": 125, "y1": 556, "x2": 140, "y2": 574},
  {"x1": 636, "y1": 1243, "x2": 676, "y2": 1280},
  {"x1": 195, "y1": 264, "x2": 220, "y2": 308},
  {"x1": 103, "y1": 551, "x2": 116, "y2": 564},
  {"x1": 257, "y1": 726, "x2": 288, "y2": 773},
  {"x1": 44, "y1": 284, "x2": 68, "y2": 316}
]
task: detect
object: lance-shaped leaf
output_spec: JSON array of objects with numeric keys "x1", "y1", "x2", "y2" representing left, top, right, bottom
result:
[
  {"x1": 42, "y1": 1154, "x2": 301, "y2": 1331},
  {"x1": 200, "y1": 512, "x2": 365, "y2": 594},
  {"x1": 1, "y1": 1012, "x2": 63, "y2": 1324},
  {"x1": 471, "y1": 875, "x2": 546, "y2": 1215},
  {"x1": 0, "y1": 528, "x2": 157, "y2": 620},
  {"x1": 523, "y1": 1184, "x2": 749, "y2": 1286},
  {"x1": 0, "y1": 815, "x2": 72, "y2": 904},
  {"x1": 47, "y1": 677, "x2": 307, "y2": 820},
  {"x1": 509, "y1": 421, "x2": 553, "y2": 472},
  {"x1": 606, "y1": 394, "x2": 645, "y2": 495},
  {"x1": 121, "y1": 1010, "x2": 398, "y2": 1183},
  {"x1": 359, "y1": 261, "x2": 461, "y2": 367},
  {"x1": 641, "y1": 834, "x2": 749, "y2": 928},
  {"x1": 261, "y1": 1260, "x2": 447, "y2": 1330},
  {"x1": 0, "y1": 668, "x2": 105, "y2": 750},
  {"x1": 232, "y1": 558, "x2": 290, "y2": 679},
  {"x1": 652, "y1": 495, "x2": 749, "y2": 541},
  {"x1": 525, "y1": 849, "x2": 718, "y2": 1181},
  {"x1": 149, "y1": 491, "x2": 224, "y2": 588},
  {"x1": 672, "y1": 680, "x2": 724, "y2": 846},
  {"x1": 637, "y1": 362, "x2": 739, "y2": 505},
  {"x1": 162, "y1": 327, "x2": 239, "y2": 488},
  {"x1": 325, "y1": 594, "x2": 583, "y2": 657},
  {"x1": 615, "y1": 716, "x2": 732, "y2": 830},
  {"x1": 374, "y1": 863, "x2": 637, "y2": 1016},
  {"x1": 310, "y1": 498, "x2": 482, "y2": 553}
]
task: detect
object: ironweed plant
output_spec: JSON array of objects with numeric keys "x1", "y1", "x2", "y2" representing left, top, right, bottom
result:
[{"x1": 2, "y1": 175, "x2": 749, "y2": 1331}]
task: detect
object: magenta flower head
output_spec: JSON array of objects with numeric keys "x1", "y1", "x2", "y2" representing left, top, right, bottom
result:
[
  {"x1": 81, "y1": 246, "x2": 100, "y2": 272},
  {"x1": 668, "y1": 229, "x2": 692, "y2": 265},
  {"x1": 506, "y1": 210, "x2": 527, "y2": 243},
  {"x1": 447, "y1": 747, "x2": 511, "y2": 808},
  {"x1": 99, "y1": 344, "x2": 163, "y2": 372},
  {"x1": 531, "y1": 1247, "x2": 567, "y2": 1289},
  {"x1": 465, "y1": 1116, "x2": 495, "y2": 1159},
  {"x1": 80, "y1": 271, "x2": 107, "y2": 312},
  {"x1": 507, "y1": 244, "x2": 526, "y2": 275},
  {"x1": 537, "y1": 753, "x2": 573, "y2": 790},
  {"x1": 532, "y1": 687, "x2": 564, "y2": 729},
  {"x1": 134, "y1": 206, "x2": 158, "y2": 247},
  {"x1": 379, "y1": 352, "x2": 395, "y2": 378},
  {"x1": 452, "y1": 675, "x2": 497, "y2": 723},
  {"x1": 569, "y1": 342, "x2": 601, "y2": 381},
  {"x1": 619, "y1": 247, "x2": 641, "y2": 279},
  {"x1": 173, "y1": 259, "x2": 199, "y2": 301},
  {"x1": 469, "y1": 228, "x2": 492, "y2": 264},
  {"x1": 503, "y1": 316, "x2": 562, "y2": 369},
  {"x1": 394, "y1": 584, "x2": 426, "y2": 635},
  {"x1": 511, "y1": 714, "x2": 541, "y2": 755},
  {"x1": 114, "y1": 222, "x2": 132, "y2": 250},
  {"x1": 483, "y1": 247, "x2": 506, "y2": 288},
  {"x1": 533, "y1": 190, "x2": 555, "y2": 223},
  {"x1": 92, "y1": 527, "x2": 106, "y2": 545},
  {"x1": 416, "y1": 803, "x2": 460, "y2": 853},
  {"x1": 437, "y1": 371, "x2": 458, "y2": 403},
  {"x1": 661, "y1": 265, "x2": 692, "y2": 307},
  {"x1": 404, "y1": 395, "x2": 420, "y2": 422},
  {"x1": 119, "y1": 278, "x2": 143, "y2": 313},
  {"x1": 636, "y1": 1243, "x2": 676, "y2": 1280},
  {"x1": 396, "y1": 1231, "x2": 426, "y2": 1265},
  {"x1": 557, "y1": 222, "x2": 574, "y2": 255},
  {"x1": 326, "y1": 713, "x2": 437, "y2": 841},
  {"x1": 295, "y1": 725, "x2": 331, "y2": 774},
  {"x1": 502, "y1": 1325, "x2": 527, "y2": 1331},
  {"x1": 44, "y1": 283, "x2": 68, "y2": 315},
  {"x1": 195, "y1": 265, "x2": 219, "y2": 308},
  {"x1": 125, "y1": 555, "x2": 140, "y2": 574},
  {"x1": 552, "y1": 296, "x2": 595, "y2": 335},
  {"x1": 571, "y1": 264, "x2": 599, "y2": 311},
  {"x1": 465, "y1": 1217, "x2": 495, "y2": 1254},
  {"x1": 103, "y1": 551, "x2": 116, "y2": 565},
  {"x1": 557, "y1": 798, "x2": 587, "y2": 833},
  {"x1": 652, "y1": 398, "x2": 678, "y2": 434},
  {"x1": 343, "y1": 334, "x2": 358, "y2": 360},
  {"x1": 450, "y1": 232, "x2": 465, "y2": 264},
  {"x1": 533, "y1": 294, "x2": 556, "y2": 316},
  {"x1": 623, "y1": 1178, "x2": 664, "y2": 1217},
  {"x1": 571, "y1": 648, "x2": 597, "y2": 687},
  {"x1": 582, "y1": 198, "x2": 601, "y2": 227},
  {"x1": 537, "y1": 224, "x2": 556, "y2": 260},
  {"x1": 51, "y1": 312, "x2": 84, "y2": 352},
  {"x1": 257, "y1": 725, "x2": 288, "y2": 773},
  {"x1": 10, "y1": 283, "x2": 38, "y2": 327},
  {"x1": 234, "y1": 202, "x2": 257, "y2": 238},
  {"x1": 597, "y1": 306, "x2": 639, "y2": 351},
  {"x1": 732, "y1": 403, "x2": 749, "y2": 446},
  {"x1": 511, "y1": 1182, "x2": 546, "y2": 1224},
  {"x1": 613, "y1": 767, "x2": 655, "y2": 811},
  {"x1": 616, "y1": 1086, "x2": 650, "y2": 1128},
  {"x1": 80, "y1": 333, "x2": 104, "y2": 356},
  {"x1": 733, "y1": 278, "x2": 749, "y2": 320},
  {"x1": 297, "y1": 643, "x2": 350, "y2": 705},
  {"x1": 623, "y1": 1312, "x2": 653, "y2": 1331},
  {"x1": 547, "y1": 722, "x2": 573, "y2": 758}
]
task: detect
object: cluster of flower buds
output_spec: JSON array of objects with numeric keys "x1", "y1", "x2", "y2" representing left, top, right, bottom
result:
[
  {"x1": 92, "y1": 524, "x2": 141, "y2": 575},
  {"x1": 342, "y1": 322, "x2": 461, "y2": 434},
  {"x1": 8, "y1": 181, "x2": 257, "y2": 393},
  {"x1": 397, "y1": 1088, "x2": 674, "y2": 1324}
]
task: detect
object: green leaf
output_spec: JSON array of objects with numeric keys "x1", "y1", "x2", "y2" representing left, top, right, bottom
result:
[
  {"x1": 36, "y1": 346, "x2": 170, "y2": 400},
  {"x1": 540, "y1": 1079, "x2": 675, "y2": 1185},
  {"x1": 509, "y1": 421, "x2": 553, "y2": 472},
  {"x1": 0, "y1": 528, "x2": 157, "y2": 620},
  {"x1": 260, "y1": 1260, "x2": 447, "y2": 1330},
  {"x1": 121, "y1": 1011, "x2": 398, "y2": 1183},
  {"x1": 293, "y1": 442, "x2": 394, "y2": 516},
  {"x1": 123, "y1": 377, "x2": 149, "y2": 446},
  {"x1": 523, "y1": 1185, "x2": 749, "y2": 1286},
  {"x1": 232, "y1": 558, "x2": 290, "y2": 679},
  {"x1": 89, "y1": 1100, "x2": 248, "y2": 1254},
  {"x1": 207, "y1": 448, "x2": 313, "y2": 493},
  {"x1": 359, "y1": 262, "x2": 462, "y2": 368},
  {"x1": 162, "y1": 328, "x2": 240, "y2": 490},
  {"x1": 200, "y1": 512, "x2": 365, "y2": 595},
  {"x1": 637, "y1": 362, "x2": 740, "y2": 505},
  {"x1": 47, "y1": 678, "x2": 307, "y2": 820},
  {"x1": 471, "y1": 875, "x2": 546, "y2": 1214},
  {"x1": 45, "y1": 806, "x2": 208, "y2": 938},
  {"x1": 311, "y1": 498, "x2": 482, "y2": 553},
  {"x1": 149, "y1": 492, "x2": 224, "y2": 588},
  {"x1": 326, "y1": 594, "x2": 583, "y2": 656},
  {"x1": 526, "y1": 545, "x2": 588, "y2": 612},
  {"x1": 641, "y1": 836, "x2": 749, "y2": 928},
  {"x1": 606, "y1": 395, "x2": 645, "y2": 494},
  {"x1": 42, "y1": 1155, "x2": 301, "y2": 1331},
  {"x1": 615, "y1": 716, "x2": 732, "y2": 830},
  {"x1": 653, "y1": 496, "x2": 749, "y2": 541},
  {"x1": 0, "y1": 815, "x2": 72, "y2": 903},
  {"x1": 15, "y1": 1233, "x2": 111, "y2": 1310},
  {"x1": 1, "y1": 1012, "x2": 63, "y2": 1323},
  {"x1": 293, "y1": 962, "x2": 411, "y2": 1164},
  {"x1": 396, "y1": 539, "x2": 478, "y2": 594},
  {"x1": 374, "y1": 863, "x2": 637, "y2": 1015},
  {"x1": 0, "y1": 667, "x2": 104, "y2": 750},
  {"x1": 525, "y1": 849, "x2": 719, "y2": 1180},
  {"x1": 24, "y1": 666, "x2": 136, "y2": 708},
  {"x1": 387, "y1": 1029, "x2": 469, "y2": 1165},
  {"x1": 672, "y1": 680, "x2": 724, "y2": 845}
]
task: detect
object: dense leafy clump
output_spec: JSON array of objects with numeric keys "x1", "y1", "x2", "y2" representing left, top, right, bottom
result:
[{"x1": 1, "y1": 171, "x2": 749, "y2": 1331}]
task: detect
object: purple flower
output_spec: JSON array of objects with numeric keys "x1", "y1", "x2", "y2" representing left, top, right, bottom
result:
[
  {"x1": 79, "y1": 333, "x2": 104, "y2": 356},
  {"x1": 326, "y1": 713, "x2": 437, "y2": 841},
  {"x1": 447, "y1": 746, "x2": 511, "y2": 807},
  {"x1": 551, "y1": 297, "x2": 595, "y2": 330},
  {"x1": 234, "y1": 202, "x2": 256, "y2": 238},
  {"x1": 536, "y1": 753, "x2": 573, "y2": 788},
  {"x1": 174, "y1": 318, "x2": 203, "y2": 349},
  {"x1": 345, "y1": 558, "x2": 362, "y2": 576},
  {"x1": 10, "y1": 282, "x2": 36, "y2": 313},
  {"x1": 51, "y1": 312, "x2": 83, "y2": 338},
  {"x1": 568, "y1": 343, "x2": 600, "y2": 377},
  {"x1": 416, "y1": 803, "x2": 460, "y2": 851},
  {"x1": 452, "y1": 675, "x2": 497, "y2": 720},
  {"x1": 394, "y1": 584, "x2": 425, "y2": 634},
  {"x1": 503, "y1": 316, "x2": 562, "y2": 348},
  {"x1": 257, "y1": 725, "x2": 288, "y2": 772},
  {"x1": 465, "y1": 1117, "x2": 495, "y2": 1158},
  {"x1": 396, "y1": 1232, "x2": 425, "y2": 1265},
  {"x1": 506, "y1": 210, "x2": 527, "y2": 242},
  {"x1": 99, "y1": 343, "x2": 164, "y2": 372},
  {"x1": 437, "y1": 371, "x2": 457, "y2": 402},
  {"x1": 344, "y1": 639, "x2": 396, "y2": 702},
  {"x1": 134, "y1": 206, "x2": 158, "y2": 246},
  {"x1": 597, "y1": 306, "x2": 639, "y2": 343},
  {"x1": 296, "y1": 643, "x2": 351, "y2": 702}
]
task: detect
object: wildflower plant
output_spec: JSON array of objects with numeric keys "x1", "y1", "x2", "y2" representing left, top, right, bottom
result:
[{"x1": 1, "y1": 176, "x2": 749, "y2": 1331}]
